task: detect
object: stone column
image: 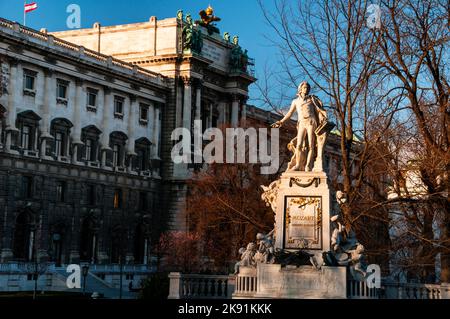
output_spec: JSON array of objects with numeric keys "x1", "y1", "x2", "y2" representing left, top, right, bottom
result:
[
  {"x1": 71, "y1": 79, "x2": 84, "y2": 163},
  {"x1": 100, "y1": 88, "x2": 110, "y2": 168},
  {"x1": 231, "y1": 94, "x2": 240, "y2": 127},
  {"x1": 39, "y1": 69, "x2": 55, "y2": 159},
  {"x1": 153, "y1": 106, "x2": 161, "y2": 159},
  {"x1": 126, "y1": 95, "x2": 137, "y2": 172},
  {"x1": 175, "y1": 79, "x2": 183, "y2": 128},
  {"x1": 182, "y1": 78, "x2": 192, "y2": 131},
  {"x1": 208, "y1": 103, "x2": 213, "y2": 128},
  {"x1": 5, "y1": 59, "x2": 20, "y2": 152},
  {"x1": 148, "y1": 103, "x2": 155, "y2": 144},
  {"x1": 195, "y1": 82, "x2": 202, "y2": 122},
  {"x1": 217, "y1": 101, "x2": 226, "y2": 125},
  {"x1": 241, "y1": 99, "x2": 247, "y2": 124}
]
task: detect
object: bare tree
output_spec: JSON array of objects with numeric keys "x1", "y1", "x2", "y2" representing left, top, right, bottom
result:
[
  {"x1": 257, "y1": 0, "x2": 396, "y2": 241},
  {"x1": 371, "y1": 0, "x2": 449, "y2": 282}
]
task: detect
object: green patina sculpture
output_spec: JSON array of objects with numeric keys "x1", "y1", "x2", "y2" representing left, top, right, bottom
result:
[
  {"x1": 230, "y1": 36, "x2": 250, "y2": 72},
  {"x1": 182, "y1": 14, "x2": 203, "y2": 54},
  {"x1": 223, "y1": 32, "x2": 230, "y2": 43},
  {"x1": 177, "y1": 10, "x2": 183, "y2": 21}
]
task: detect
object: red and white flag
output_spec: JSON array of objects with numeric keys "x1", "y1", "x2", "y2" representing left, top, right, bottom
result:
[{"x1": 24, "y1": 2, "x2": 38, "y2": 13}]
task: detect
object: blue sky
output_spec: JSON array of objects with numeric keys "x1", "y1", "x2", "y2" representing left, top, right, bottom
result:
[{"x1": 0, "y1": 0, "x2": 280, "y2": 103}]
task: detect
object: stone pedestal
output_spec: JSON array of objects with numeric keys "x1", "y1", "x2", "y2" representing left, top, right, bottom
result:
[
  {"x1": 273, "y1": 171, "x2": 331, "y2": 262},
  {"x1": 256, "y1": 264, "x2": 346, "y2": 299}
]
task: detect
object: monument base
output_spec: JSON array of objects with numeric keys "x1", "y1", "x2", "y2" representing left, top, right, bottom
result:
[
  {"x1": 233, "y1": 264, "x2": 347, "y2": 299},
  {"x1": 272, "y1": 171, "x2": 332, "y2": 263}
]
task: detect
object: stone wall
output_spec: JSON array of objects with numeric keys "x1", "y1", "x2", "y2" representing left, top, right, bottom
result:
[{"x1": 0, "y1": 152, "x2": 161, "y2": 265}]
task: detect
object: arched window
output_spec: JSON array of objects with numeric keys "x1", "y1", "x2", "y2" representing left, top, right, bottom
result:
[
  {"x1": 110, "y1": 225, "x2": 123, "y2": 264},
  {"x1": 50, "y1": 118, "x2": 73, "y2": 159},
  {"x1": 108, "y1": 131, "x2": 128, "y2": 168},
  {"x1": 134, "y1": 214, "x2": 151, "y2": 265},
  {"x1": 134, "y1": 138, "x2": 152, "y2": 172},
  {"x1": 49, "y1": 222, "x2": 65, "y2": 267},
  {"x1": 16, "y1": 110, "x2": 41, "y2": 154},
  {"x1": 81, "y1": 125, "x2": 102, "y2": 162},
  {"x1": 13, "y1": 210, "x2": 35, "y2": 261},
  {"x1": 79, "y1": 216, "x2": 97, "y2": 263}
]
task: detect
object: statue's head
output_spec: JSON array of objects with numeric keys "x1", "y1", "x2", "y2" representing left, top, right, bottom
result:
[
  {"x1": 256, "y1": 233, "x2": 265, "y2": 240},
  {"x1": 177, "y1": 10, "x2": 183, "y2": 20},
  {"x1": 186, "y1": 14, "x2": 192, "y2": 23},
  {"x1": 298, "y1": 81, "x2": 311, "y2": 96},
  {"x1": 206, "y1": 5, "x2": 214, "y2": 15},
  {"x1": 233, "y1": 35, "x2": 239, "y2": 45},
  {"x1": 336, "y1": 190, "x2": 347, "y2": 205},
  {"x1": 356, "y1": 244, "x2": 365, "y2": 254}
]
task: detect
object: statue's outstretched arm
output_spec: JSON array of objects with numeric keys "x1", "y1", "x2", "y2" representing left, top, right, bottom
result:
[{"x1": 272, "y1": 100, "x2": 296, "y2": 128}]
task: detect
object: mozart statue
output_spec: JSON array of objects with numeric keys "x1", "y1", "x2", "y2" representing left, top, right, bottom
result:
[{"x1": 272, "y1": 81, "x2": 333, "y2": 172}]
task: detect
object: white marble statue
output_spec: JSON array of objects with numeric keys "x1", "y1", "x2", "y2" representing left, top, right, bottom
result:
[
  {"x1": 326, "y1": 191, "x2": 368, "y2": 280},
  {"x1": 272, "y1": 81, "x2": 331, "y2": 172},
  {"x1": 255, "y1": 231, "x2": 275, "y2": 264},
  {"x1": 234, "y1": 242, "x2": 257, "y2": 274}
]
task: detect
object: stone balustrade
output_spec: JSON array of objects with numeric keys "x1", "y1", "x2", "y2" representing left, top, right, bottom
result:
[
  {"x1": 0, "y1": 17, "x2": 166, "y2": 86},
  {"x1": 233, "y1": 267, "x2": 257, "y2": 298},
  {"x1": 168, "y1": 270, "x2": 450, "y2": 299},
  {"x1": 168, "y1": 273, "x2": 235, "y2": 299},
  {"x1": 347, "y1": 280, "x2": 379, "y2": 299},
  {"x1": 382, "y1": 281, "x2": 448, "y2": 299}
]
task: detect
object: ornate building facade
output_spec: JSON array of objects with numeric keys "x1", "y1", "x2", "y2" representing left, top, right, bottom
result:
[
  {"x1": 52, "y1": 12, "x2": 256, "y2": 231},
  {"x1": 0, "y1": 18, "x2": 168, "y2": 295},
  {"x1": 0, "y1": 9, "x2": 255, "y2": 295}
]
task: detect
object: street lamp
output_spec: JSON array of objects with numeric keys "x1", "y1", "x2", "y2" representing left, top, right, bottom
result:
[{"x1": 82, "y1": 265, "x2": 89, "y2": 296}]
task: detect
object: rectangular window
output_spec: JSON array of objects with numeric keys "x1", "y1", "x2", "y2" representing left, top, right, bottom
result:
[
  {"x1": 23, "y1": 71, "x2": 36, "y2": 91},
  {"x1": 56, "y1": 181, "x2": 67, "y2": 202},
  {"x1": 139, "y1": 104, "x2": 148, "y2": 122},
  {"x1": 21, "y1": 125, "x2": 31, "y2": 150},
  {"x1": 85, "y1": 138, "x2": 93, "y2": 161},
  {"x1": 137, "y1": 149, "x2": 146, "y2": 171},
  {"x1": 87, "y1": 89, "x2": 98, "y2": 108},
  {"x1": 113, "y1": 144, "x2": 120, "y2": 167},
  {"x1": 87, "y1": 185, "x2": 96, "y2": 206},
  {"x1": 114, "y1": 97, "x2": 124, "y2": 116},
  {"x1": 57, "y1": 81, "x2": 68, "y2": 99},
  {"x1": 55, "y1": 132, "x2": 64, "y2": 156},
  {"x1": 21, "y1": 176, "x2": 33, "y2": 199},
  {"x1": 113, "y1": 189, "x2": 122, "y2": 209}
]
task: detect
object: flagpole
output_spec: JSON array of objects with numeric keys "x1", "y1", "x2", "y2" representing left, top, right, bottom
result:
[{"x1": 24, "y1": 1, "x2": 26, "y2": 26}]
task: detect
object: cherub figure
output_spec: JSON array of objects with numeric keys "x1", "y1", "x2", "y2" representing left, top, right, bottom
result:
[
  {"x1": 234, "y1": 242, "x2": 257, "y2": 274},
  {"x1": 255, "y1": 231, "x2": 275, "y2": 264}
]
